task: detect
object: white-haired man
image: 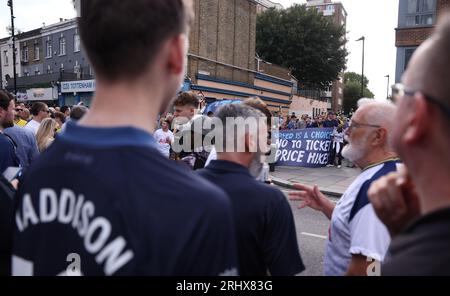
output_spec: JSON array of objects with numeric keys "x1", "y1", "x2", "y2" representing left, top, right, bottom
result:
[{"x1": 290, "y1": 98, "x2": 400, "y2": 276}]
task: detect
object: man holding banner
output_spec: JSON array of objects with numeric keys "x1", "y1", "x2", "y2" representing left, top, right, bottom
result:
[{"x1": 290, "y1": 98, "x2": 399, "y2": 276}]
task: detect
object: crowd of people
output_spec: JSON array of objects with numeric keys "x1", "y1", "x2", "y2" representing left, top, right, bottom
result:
[
  {"x1": 0, "y1": 0, "x2": 449, "y2": 277},
  {"x1": 279, "y1": 111, "x2": 349, "y2": 131}
]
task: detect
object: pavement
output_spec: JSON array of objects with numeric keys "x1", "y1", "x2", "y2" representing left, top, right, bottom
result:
[
  {"x1": 270, "y1": 164, "x2": 361, "y2": 197},
  {"x1": 270, "y1": 165, "x2": 361, "y2": 275}
]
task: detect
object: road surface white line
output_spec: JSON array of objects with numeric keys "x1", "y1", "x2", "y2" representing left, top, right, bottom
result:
[{"x1": 301, "y1": 232, "x2": 327, "y2": 240}]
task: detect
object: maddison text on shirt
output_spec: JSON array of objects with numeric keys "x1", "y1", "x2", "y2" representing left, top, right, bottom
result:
[{"x1": 15, "y1": 188, "x2": 134, "y2": 275}]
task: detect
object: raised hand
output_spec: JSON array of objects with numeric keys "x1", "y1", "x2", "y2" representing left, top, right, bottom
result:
[
  {"x1": 289, "y1": 183, "x2": 335, "y2": 220},
  {"x1": 368, "y1": 165, "x2": 421, "y2": 237}
]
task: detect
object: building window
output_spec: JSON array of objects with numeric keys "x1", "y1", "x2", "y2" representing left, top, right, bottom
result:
[
  {"x1": 46, "y1": 38, "x2": 52, "y2": 58},
  {"x1": 24, "y1": 69, "x2": 29, "y2": 76},
  {"x1": 22, "y1": 46, "x2": 28, "y2": 62},
  {"x1": 404, "y1": 48, "x2": 417, "y2": 70},
  {"x1": 74, "y1": 34, "x2": 81, "y2": 52},
  {"x1": 406, "y1": 0, "x2": 436, "y2": 26},
  {"x1": 47, "y1": 65, "x2": 52, "y2": 74},
  {"x1": 35, "y1": 67, "x2": 40, "y2": 75},
  {"x1": 3, "y1": 50, "x2": 8, "y2": 66},
  {"x1": 34, "y1": 43, "x2": 40, "y2": 61},
  {"x1": 60, "y1": 63, "x2": 64, "y2": 72},
  {"x1": 59, "y1": 36, "x2": 66, "y2": 56}
]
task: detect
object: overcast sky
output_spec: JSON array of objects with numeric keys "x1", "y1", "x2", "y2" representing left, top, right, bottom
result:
[
  {"x1": 277, "y1": 0, "x2": 399, "y2": 101},
  {"x1": 0, "y1": 0, "x2": 399, "y2": 100}
]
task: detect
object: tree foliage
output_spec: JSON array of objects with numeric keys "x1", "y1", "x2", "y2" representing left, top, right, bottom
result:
[
  {"x1": 256, "y1": 5, "x2": 348, "y2": 89},
  {"x1": 343, "y1": 72, "x2": 374, "y2": 114}
]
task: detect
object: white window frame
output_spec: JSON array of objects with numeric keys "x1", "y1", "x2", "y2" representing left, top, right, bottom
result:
[
  {"x1": 34, "y1": 42, "x2": 40, "y2": 61},
  {"x1": 59, "y1": 35, "x2": 66, "y2": 56},
  {"x1": 74, "y1": 34, "x2": 81, "y2": 52},
  {"x1": 3, "y1": 50, "x2": 8, "y2": 66},
  {"x1": 405, "y1": 0, "x2": 436, "y2": 27},
  {"x1": 22, "y1": 45, "x2": 28, "y2": 62},
  {"x1": 46, "y1": 37, "x2": 52, "y2": 58}
]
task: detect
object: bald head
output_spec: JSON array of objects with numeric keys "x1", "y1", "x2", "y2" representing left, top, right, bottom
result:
[
  {"x1": 355, "y1": 98, "x2": 397, "y2": 149},
  {"x1": 403, "y1": 11, "x2": 450, "y2": 106}
]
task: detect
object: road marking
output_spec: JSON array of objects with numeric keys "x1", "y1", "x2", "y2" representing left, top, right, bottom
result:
[{"x1": 301, "y1": 232, "x2": 327, "y2": 240}]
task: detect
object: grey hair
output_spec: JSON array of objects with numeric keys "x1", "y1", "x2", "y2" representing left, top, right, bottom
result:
[
  {"x1": 214, "y1": 103, "x2": 266, "y2": 152},
  {"x1": 356, "y1": 98, "x2": 397, "y2": 149}
]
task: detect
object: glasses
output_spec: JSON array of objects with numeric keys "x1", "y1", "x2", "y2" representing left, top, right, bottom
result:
[
  {"x1": 347, "y1": 120, "x2": 380, "y2": 131},
  {"x1": 392, "y1": 83, "x2": 450, "y2": 118},
  {"x1": 41, "y1": 109, "x2": 50, "y2": 114}
]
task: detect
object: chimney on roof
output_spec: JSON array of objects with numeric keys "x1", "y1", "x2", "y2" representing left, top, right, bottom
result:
[{"x1": 60, "y1": 18, "x2": 63, "y2": 22}]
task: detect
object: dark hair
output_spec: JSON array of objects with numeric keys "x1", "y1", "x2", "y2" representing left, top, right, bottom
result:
[
  {"x1": 70, "y1": 105, "x2": 88, "y2": 121},
  {"x1": 54, "y1": 111, "x2": 66, "y2": 123},
  {"x1": 173, "y1": 92, "x2": 199, "y2": 108},
  {"x1": 0, "y1": 90, "x2": 13, "y2": 111},
  {"x1": 78, "y1": 0, "x2": 193, "y2": 81},
  {"x1": 30, "y1": 102, "x2": 47, "y2": 116},
  {"x1": 60, "y1": 106, "x2": 70, "y2": 114}
]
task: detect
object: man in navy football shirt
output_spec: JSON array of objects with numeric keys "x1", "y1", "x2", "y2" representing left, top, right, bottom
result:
[
  {"x1": 12, "y1": 0, "x2": 238, "y2": 276},
  {"x1": 197, "y1": 104, "x2": 305, "y2": 276}
]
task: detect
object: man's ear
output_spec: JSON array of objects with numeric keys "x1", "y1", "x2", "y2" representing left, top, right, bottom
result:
[
  {"x1": 372, "y1": 127, "x2": 388, "y2": 147},
  {"x1": 403, "y1": 93, "x2": 429, "y2": 144},
  {"x1": 189, "y1": 106, "x2": 196, "y2": 117},
  {"x1": 245, "y1": 132, "x2": 258, "y2": 153},
  {"x1": 167, "y1": 34, "x2": 186, "y2": 75}
]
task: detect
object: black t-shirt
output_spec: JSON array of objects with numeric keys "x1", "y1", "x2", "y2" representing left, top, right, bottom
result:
[
  {"x1": 12, "y1": 122, "x2": 238, "y2": 276},
  {"x1": 382, "y1": 208, "x2": 450, "y2": 276},
  {"x1": 197, "y1": 160, "x2": 305, "y2": 276},
  {"x1": 0, "y1": 175, "x2": 14, "y2": 276},
  {"x1": 322, "y1": 119, "x2": 338, "y2": 128}
]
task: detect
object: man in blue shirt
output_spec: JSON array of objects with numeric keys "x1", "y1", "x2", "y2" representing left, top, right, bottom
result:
[
  {"x1": 0, "y1": 91, "x2": 20, "y2": 173},
  {"x1": 5, "y1": 125, "x2": 39, "y2": 171},
  {"x1": 12, "y1": 0, "x2": 237, "y2": 276},
  {"x1": 323, "y1": 112, "x2": 339, "y2": 128},
  {"x1": 197, "y1": 104, "x2": 305, "y2": 276}
]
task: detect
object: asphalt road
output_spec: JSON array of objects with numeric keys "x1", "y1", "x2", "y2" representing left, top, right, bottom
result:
[{"x1": 279, "y1": 187, "x2": 340, "y2": 276}]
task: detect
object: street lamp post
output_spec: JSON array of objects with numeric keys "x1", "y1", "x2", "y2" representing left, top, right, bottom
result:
[
  {"x1": 385, "y1": 75, "x2": 390, "y2": 100},
  {"x1": 7, "y1": 0, "x2": 17, "y2": 95},
  {"x1": 356, "y1": 36, "x2": 365, "y2": 98}
]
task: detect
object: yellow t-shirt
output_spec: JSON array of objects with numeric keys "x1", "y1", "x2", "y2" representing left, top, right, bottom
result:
[{"x1": 15, "y1": 119, "x2": 28, "y2": 127}]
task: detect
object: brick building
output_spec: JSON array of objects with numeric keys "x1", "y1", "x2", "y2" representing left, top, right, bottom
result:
[
  {"x1": 187, "y1": 0, "x2": 293, "y2": 114},
  {"x1": 395, "y1": 0, "x2": 450, "y2": 82},
  {"x1": 306, "y1": 0, "x2": 347, "y2": 112}
]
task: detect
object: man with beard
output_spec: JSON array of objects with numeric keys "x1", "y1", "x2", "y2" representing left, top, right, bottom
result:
[
  {"x1": 0, "y1": 90, "x2": 20, "y2": 173},
  {"x1": 196, "y1": 104, "x2": 305, "y2": 276},
  {"x1": 0, "y1": 90, "x2": 19, "y2": 276},
  {"x1": 290, "y1": 98, "x2": 399, "y2": 276}
]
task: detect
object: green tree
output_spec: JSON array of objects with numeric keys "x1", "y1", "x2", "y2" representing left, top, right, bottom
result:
[
  {"x1": 343, "y1": 72, "x2": 374, "y2": 114},
  {"x1": 256, "y1": 5, "x2": 348, "y2": 89}
]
